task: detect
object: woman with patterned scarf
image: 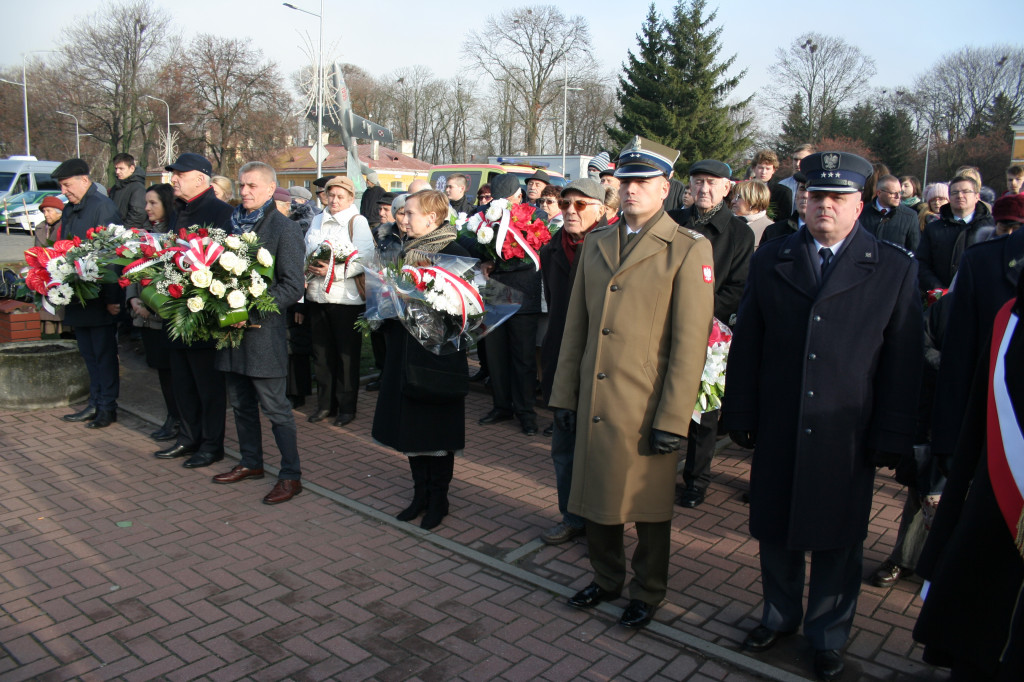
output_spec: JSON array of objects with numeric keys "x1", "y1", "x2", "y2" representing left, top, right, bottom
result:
[{"x1": 371, "y1": 190, "x2": 471, "y2": 530}]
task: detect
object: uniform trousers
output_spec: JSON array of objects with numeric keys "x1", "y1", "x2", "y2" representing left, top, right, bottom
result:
[
  {"x1": 308, "y1": 301, "x2": 364, "y2": 414},
  {"x1": 226, "y1": 373, "x2": 301, "y2": 480},
  {"x1": 75, "y1": 324, "x2": 119, "y2": 411},
  {"x1": 758, "y1": 540, "x2": 863, "y2": 650},
  {"x1": 550, "y1": 419, "x2": 585, "y2": 529},
  {"x1": 486, "y1": 312, "x2": 539, "y2": 420},
  {"x1": 169, "y1": 347, "x2": 225, "y2": 453},
  {"x1": 586, "y1": 519, "x2": 672, "y2": 605},
  {"x1": 887, "y1": 489, "x2": 928, "y2": 569},
  {"x1": 683, "y1": 408, "x2": 718, "y2": 491}
]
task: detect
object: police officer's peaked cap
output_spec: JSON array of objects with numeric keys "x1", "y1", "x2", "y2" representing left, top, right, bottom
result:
[{"x1": 801, "y1": 152, "x2": 873, "y2": 194}]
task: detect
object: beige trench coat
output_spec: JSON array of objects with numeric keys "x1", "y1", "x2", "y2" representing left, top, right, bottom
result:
[{"x1": 549, "y1": 210, "x2": 715, "y2": 525}]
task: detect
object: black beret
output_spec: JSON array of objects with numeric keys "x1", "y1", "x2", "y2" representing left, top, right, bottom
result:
[
  {"x1": 377, "y1": 191, "x2": 397, "y2": 205},
  {"x1": 51, "y1": 158, "x2": 90, "y2": 180},
  {"x1": 688, "y1": 160, "x2": 732, "y2": 179},
  {"x1": 313, "y1": 175, "x2": 337, "y2": 189}
]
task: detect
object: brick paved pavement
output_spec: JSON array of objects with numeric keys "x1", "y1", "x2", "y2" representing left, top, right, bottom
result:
[{"x1": 0, "y1": 344, "x2": 949, "y2": 681}]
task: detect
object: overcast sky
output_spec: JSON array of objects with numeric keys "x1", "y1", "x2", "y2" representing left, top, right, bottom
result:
[{"x1": 2, "y1": 0, "x2": 1019, "y2": 135}]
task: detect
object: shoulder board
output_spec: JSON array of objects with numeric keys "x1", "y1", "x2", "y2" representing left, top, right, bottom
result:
[
  {"x1": 878, "y1": 239, "x2": 913, "y2": 258},
  {"x1": 679, "y1": 227, "x2": 704, "y2": 241}
]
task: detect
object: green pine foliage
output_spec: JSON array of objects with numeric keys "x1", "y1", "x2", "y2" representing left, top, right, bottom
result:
[{"x1": 609, "y1": 0, "x2": 752, "y2": 173}]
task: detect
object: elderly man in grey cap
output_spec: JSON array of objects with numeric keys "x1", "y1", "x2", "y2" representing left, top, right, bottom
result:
[
  {"x1": 550, "y1": 136, "x2": 714, "y2": 629},
  {"x1": 537, "y1": 178, "x2": 608, "y2": 545},
  {"x1": 667, "y1": 159, "x2": 754, "y2": 509},
  {"x1": 724, "y1": 151, "x2": 922, "y2": 681}
]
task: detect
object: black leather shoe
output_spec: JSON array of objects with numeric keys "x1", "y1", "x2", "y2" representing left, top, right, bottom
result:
[
  {"x1": 870, "y1": 559, "x2": 911, "y2": 587},
  {"x1": 469, "y1": 370, "x2": 488, "y2": 383},
  {"x1": 365, "y1": 380, "x2": 381, "y2": 391},
  {"x1": 619, "y1": 599, "x2": 657, "y2": 628},
  {"x1": 478, "y1": 408, "x2": 514, "y2": 425},
  {"x1": 743, "y1": 625, "x2": 797, "y2": 652},
  {"x1": 334, "y1": 413, "x2": 355, "y2": 427},
  {"x1": 182, "y1": 451, "x2": 225, "y2": 468},
  {"x1": 154, "y1": 443, "x2": 194, "y2": 459},
  {"x1": 63, "y1": 406, "x2": 97, "y2": 422},
  {"x1": 543, "y1": 424, "x2": 554, "y2": 437},
  {"x1": 86, "y1": 410, "x2": 117, "y2": 429},
  {"x1": 307, "y1": 409, "x2": 332, "y2": 423},
  {"x1": 521, "y1": 419, "x2": 538, "y2": 436},
  {"x1": 677, "y1": 486, "x2": 705, "y2": 508},
  {"x1": 568, "y1": 582, "x2": 619, "y2": 609},
  {"x1": 150, "y1": 416, "x2": 179, "y2": 441},
  {"x1": 814, "y1": 649, "x2": 844, "y2": 681}
]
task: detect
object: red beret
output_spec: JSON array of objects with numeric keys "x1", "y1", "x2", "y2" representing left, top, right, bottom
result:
[
  {"x1": 992, "y1": 193, "x2": 1024, "y2": 224},
  {"x1": 39, "y1": 195, "x2": 66, "y2": 212}
]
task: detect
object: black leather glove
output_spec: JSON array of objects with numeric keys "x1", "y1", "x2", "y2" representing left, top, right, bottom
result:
[
  {"x1": 647, "y1": 429, "x2": 683, "y2": 455},
  {"x1": 554, "y1": 409, "x2": 576, "y2": 433},
  {"x1": 729, "y1": 431, "x2": 756, "y2": 449}
]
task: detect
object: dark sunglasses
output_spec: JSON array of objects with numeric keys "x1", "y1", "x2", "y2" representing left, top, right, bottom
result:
[
  {"x1": 558, "y1": 198, "x2": 601, "y2": 211},
  {"x1": 477, "y1": 193, "x2": 492, "y2": 200}
]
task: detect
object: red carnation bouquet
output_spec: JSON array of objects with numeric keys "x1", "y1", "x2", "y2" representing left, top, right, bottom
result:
[{"x1": 460, "y1": 199, "x2": 553, "y2": 270}]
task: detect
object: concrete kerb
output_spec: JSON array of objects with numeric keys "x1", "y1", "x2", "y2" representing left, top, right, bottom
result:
[{"x1": 115, "y1": 401, "x2": 807, "y2": 682}]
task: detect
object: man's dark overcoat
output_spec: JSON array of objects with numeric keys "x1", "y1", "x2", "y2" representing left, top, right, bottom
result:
[
  {"x1": 61, "y1": 182, "x2": 122, "y2": 327},
  {"x1": 723, "y1": 225, "x2": 923, "y2": 549},
  {"x1": 858, "y1": 202, "x2": 921, "y2": 253},
  {"x1": 215, "y1": 207, "x2": 305, "y2": 378}
]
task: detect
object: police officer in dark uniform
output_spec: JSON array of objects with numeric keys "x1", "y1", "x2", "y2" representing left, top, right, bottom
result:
[{"x1": 724, "y1": 152, "x2": 923, "y2": 681}]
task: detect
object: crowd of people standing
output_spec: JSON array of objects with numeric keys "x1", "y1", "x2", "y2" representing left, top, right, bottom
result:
[{"x1": 39, "y1": 137, "x2": 1024, "y2": 680}]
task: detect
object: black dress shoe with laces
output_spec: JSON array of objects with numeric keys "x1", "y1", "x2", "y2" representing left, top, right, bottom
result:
[
  {"x1": 619, "y1": 599, "x2": 657, "y2": 628},
  {"x1": 85, "y1": 410, "x2": 117, "y2": 429},
  {"x1": 521, "y1": 419, "x2": 538, "y2": 436},
  {"x1": 870, "y1": 558, "x2": 911, "y2": 587},
  {"x1": 63, "y1": 406, "x2": 97, "y2": 422},
  {"x1": 814, "y1": 649, "x2": 844, "y2": 680},
  {"x1": 334, "y1": 413, "x2": 355, "y2": 427},
  {"x1": 307, "y1": 409, "x2": 332, "y2": 423},
  {"x1": 568, "y1": 582, "x2": 619, "y2": 609},
  {"x1": 677, "y1": 486, "x2": 706, "y2": 508},
  {"x1": 154, "y1": 443, "x2": 195, "y2": 459},
  {"x1": 743, "y1": 625, "x2": 797, "y2": 652},
  {"x1": 182, "y1": 451, "x2": 225, "y2": 468},
  {"x1": 478, "y1": 408, "x2": 514, "y2": 425}
]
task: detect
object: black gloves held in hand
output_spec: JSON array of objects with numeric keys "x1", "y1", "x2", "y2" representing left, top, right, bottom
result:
[
  {"x1": 730, "y1": 431, "x2": 756, "y2": 449},
  {"x1": 554, "y1": 409, "x2": 576, "y2": 433},
  {"x1": 647, "y1": 429, "x2": 683, "y2": 455}
]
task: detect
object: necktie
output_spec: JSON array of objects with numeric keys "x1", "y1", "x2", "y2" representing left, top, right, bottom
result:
[
  {"x1": 819, "y1": 247, "x2": 833, "y2": 276},
  {"x1": 880, "y1": 208, "x2": 888, "y2": 217},
  {"x1": 626, "y1": 231, "x2": 637, "y2": 242}
]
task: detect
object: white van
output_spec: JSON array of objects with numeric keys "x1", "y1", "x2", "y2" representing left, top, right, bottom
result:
[{"x1": 0, "y1": 156, "x2": 61, "y2": 201}]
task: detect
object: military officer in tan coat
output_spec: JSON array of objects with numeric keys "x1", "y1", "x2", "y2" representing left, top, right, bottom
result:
[{"x1": 550, "y1": 137, "x2": 715, "y2": 628}]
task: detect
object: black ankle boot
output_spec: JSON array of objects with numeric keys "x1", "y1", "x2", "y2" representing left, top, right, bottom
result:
[
  {"x1": 421, "y1": 453, "x2": 454, "y2": 530},
  {"x1": 396, "y1": 457, "x2": 429, "y2": 521}
]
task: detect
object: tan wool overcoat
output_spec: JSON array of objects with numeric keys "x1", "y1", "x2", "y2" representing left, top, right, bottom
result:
[{"x1": 549, "y1": 210, "x2": 715, "y2": 525}]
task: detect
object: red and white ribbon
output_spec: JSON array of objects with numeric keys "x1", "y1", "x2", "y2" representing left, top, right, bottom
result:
[
  {"x1": 173, "y1": 236, "x2": 224, "y2": 272},
  {"x1": 493, "y1": 209, "x2": 542, "y2": 271},
  {"x1": 401, "y1": 265, "x2": 484, "y2": 333},
  {"x1": 987, "y1": 300, "x2": 1024, "y2": 557}
]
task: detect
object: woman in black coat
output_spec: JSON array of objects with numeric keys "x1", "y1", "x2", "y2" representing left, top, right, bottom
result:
[{"x1": 372, "y1": 190, "x2": 470, "y2": 530}]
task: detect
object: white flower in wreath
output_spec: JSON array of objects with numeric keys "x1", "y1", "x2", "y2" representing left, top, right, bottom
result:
[
  {"x1": 476, "y1": 225, "x2": 494, "y2": 244},
  {"x1": 255, "y1": 247, "x2": 273, "y2": 268},
  {"x1": 455, "y1": 212, "x2": 468, "y2": 228},
  {"x1": 224, "y1": 235, "x2": 242, "y2": 250},
  {"x1": 240, "y1": 231, "x2": 259, "y2": 244},
  {"x1": 485, "y1": 198, "x2": 508, "y2": 222},
  {"x1": 75, "y1": 256, "x2": 100, "y2": 281},
  {"x1": 219, "y1": 251, "x2": 240, "y2": 272},
  {"x1": 190, "y1": 269, "x2": 213, "y2": 288},
  {"x1": 226, "y1": 289, "x2": 247, "y2": 309},
  {"x1": 47, "y1": 283, "x2": 73, "y2": 306},
  {"x1": 186, "y1": 296, "x2": 205, "y2": 313},
  {"x1": 232, "y1": 259, "x2": 248, "y2": 276},
  {"x1": 209, "y1": 279, "x2": 226, "y2": 298},
  {"x1": 248, "y1": 279, "x2": 267, "y2": 298}
]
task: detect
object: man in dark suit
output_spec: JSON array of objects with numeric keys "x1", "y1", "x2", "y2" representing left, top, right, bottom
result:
[
  {"x1": 724, "y1": 152, "x2": 923, "y2": 681},
  {"x1": 153, "y1": 153, "x2": 233, "y2": 469},
  {"x1": 211, "y1": 161, "x2": 306, "y2": 505},
  {"x1": 668, "y1": 160, "x2": 754, "y2": 508},
  {"x1": 761, "y1": 172, "x2": 807, "y2": 245},
  {"x1": 858, "y1": 174, "x2": 921, "y2": 252},
  {"x1": 54, "y1": 158, "x2": 123, "y2": 428}
]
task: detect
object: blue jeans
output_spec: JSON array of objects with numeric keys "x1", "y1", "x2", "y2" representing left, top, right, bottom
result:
[
  {"x1": 225, "y1": 373, "x2": 301, "y2": 480},
  {"x1": 551, "y1": 418, "x2": 585, "y2": 528},
  {"x1": 76, "y1": 324, "x2": 119, "y2": 411}
]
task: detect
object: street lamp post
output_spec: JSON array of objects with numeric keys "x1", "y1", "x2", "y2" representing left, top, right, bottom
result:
[
  {"x1": 284, "y1": 0, "x2": 325, "y2": 179},
  {"x1": 561, "y1": 64, "x2": 583, "y2": 180},
  {"x1": 56, "y1": 111, "x2": 82, "y2": 158},
  {"x1": 144, "y1": 95, "x2": 174, "y2": 166},
  {"x1": 0, "y1": 52, "x2": 52, "y2": 156}
]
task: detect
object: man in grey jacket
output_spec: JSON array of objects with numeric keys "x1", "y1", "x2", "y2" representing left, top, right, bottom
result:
[{"x1": 211, "y1": 161, "x2": 306, "y2": 505}]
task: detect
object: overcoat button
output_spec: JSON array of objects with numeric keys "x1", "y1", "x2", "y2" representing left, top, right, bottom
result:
[
  {"x1": 597, "y1": 373, "x2": 607, "y2": 379},
  {"x1": 602, "y1": 328, "x2": 611, "y2": 335},
  {"x1": 806, "y1": 390, "x2": 814, "y2": 397},
  {"x1": 593, "y1": 416, "x2": 602, "y2": 423},
  {"x1": 813, "y1": 315, "x2": 822, "y2": 322},
  {"x1": 610, "y1": 285, "x2": 619, "y2": 292},
  {"x1": 808, "y1": 353, "x2": 817, "y2": 360},
  {"x1": 805, "y1": 428, "x2": 813, "y2": 435}
]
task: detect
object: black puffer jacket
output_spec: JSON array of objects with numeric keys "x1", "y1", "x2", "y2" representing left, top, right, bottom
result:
[
  {"x1": 915, "y1": 202, "x2": 994, "y2": 292},
  {"x1": 109, "y1": 169, "x2": 147, "y2": 228}
]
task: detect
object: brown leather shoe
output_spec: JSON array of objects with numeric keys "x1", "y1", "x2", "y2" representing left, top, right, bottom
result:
[
  {"x1": 263, "y1": 479, "x2": 302, "y2": 505},
  {"x1": 212, "y1": 465, "x2": 265, "y2": 484}
]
